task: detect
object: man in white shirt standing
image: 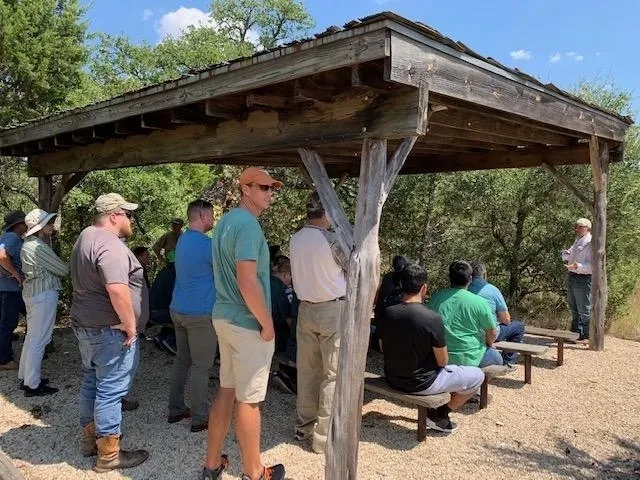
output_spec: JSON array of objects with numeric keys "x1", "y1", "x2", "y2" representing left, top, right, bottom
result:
[
  {"x1": 289, "y1": 192, "x2": 348, "y2": 454},
  {"x1": 562, "y1": 218, "x2": 593, "y2": 343}
]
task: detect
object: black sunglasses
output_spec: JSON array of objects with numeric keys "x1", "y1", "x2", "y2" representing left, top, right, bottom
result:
[{"x1": 249, "y1": 183, "x2": 277, "y2": 192}]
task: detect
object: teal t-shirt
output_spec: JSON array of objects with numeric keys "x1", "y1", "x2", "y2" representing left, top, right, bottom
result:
[
  {"x1": 427, "y1": 287, "x2": 497, "y2": 366},
  {"x1": 211, "y1": 208, "x2": 271, "y2": 331}
]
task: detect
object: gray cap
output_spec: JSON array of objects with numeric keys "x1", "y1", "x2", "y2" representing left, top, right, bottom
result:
[{"x1": 95, "y1": 193, "x2": 139, "y2": 213}]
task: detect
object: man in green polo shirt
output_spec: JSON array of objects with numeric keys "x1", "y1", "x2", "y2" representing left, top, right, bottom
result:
[{"x1": 427, "y1": 260, "x2": 503, "y2": 367}]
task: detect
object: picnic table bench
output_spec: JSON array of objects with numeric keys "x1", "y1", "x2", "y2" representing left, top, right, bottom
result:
[
  {"x1": 479, "y1": 364, "x2": 511, "y2": 409},
  {"x1": 364, "y1": 372, "x2": 450, "y2": 441},
  {"x1": 494, "y1": 341, "x2": 548, "y2": 384},
  {"x1": 524, "y1": 326, "x2": 579, "y2": 366}
]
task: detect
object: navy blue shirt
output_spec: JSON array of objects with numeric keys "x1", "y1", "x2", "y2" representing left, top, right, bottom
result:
[
  {"x1": 170, "y1": 229, "x2": 216, "y2": 316},
  {"x1": 0, "y1": 231, "x2": 23, "y2": 292}
]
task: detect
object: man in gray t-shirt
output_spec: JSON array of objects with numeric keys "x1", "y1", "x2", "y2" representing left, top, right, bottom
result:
[{"x1": 71, "y1": 193, "x2": 149, "y2": 473}]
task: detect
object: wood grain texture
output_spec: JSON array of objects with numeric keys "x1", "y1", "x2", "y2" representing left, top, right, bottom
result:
[
  {"x1": 29, "y1": 86, "x2": 425, "y2": 176},
  {"x1": 589, "y1": 136, "x2": 609, "y2": 351},
  {"x1": 387, "y1": 31, "x2": 628, "y2": 141}
]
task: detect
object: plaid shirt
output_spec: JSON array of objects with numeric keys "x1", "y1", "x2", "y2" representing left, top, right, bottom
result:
[{"x1": 20, "y1": 236, "x2": 69, "y2": 298}]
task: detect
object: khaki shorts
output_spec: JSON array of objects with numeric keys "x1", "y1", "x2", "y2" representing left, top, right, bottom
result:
[{"x1": 212, "y1": 319, "x2": 275, "y2": 403}]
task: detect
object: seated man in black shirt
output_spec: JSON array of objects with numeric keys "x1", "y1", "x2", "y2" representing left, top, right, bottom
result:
[{"x1": 377, "y1": 263, "x2": 485, "y2": 433}]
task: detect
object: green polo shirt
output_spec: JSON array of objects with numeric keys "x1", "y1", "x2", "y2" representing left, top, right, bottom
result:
[
  {"x1": 427, "y1": 287, "x2": 497, "y2": 366},
  {"x1": 211, "y1": 208, "x2": 270, "y2": 331}
]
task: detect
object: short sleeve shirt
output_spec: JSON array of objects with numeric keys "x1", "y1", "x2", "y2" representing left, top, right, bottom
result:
[
  {"x1": 0, "y1": 231, "x2": 23, "y2": 292},
  {"x1": 468, "y1": 278, "x2": 508, "y2": 321},
  {"x1": 377, "y1": 302, "x2": 446, "y2": 392},
  {"x1": 170, "y1": 229, "x2": 216, "y2": 316},
  {"x1": 427, "y1": 288, "x2": 497, "y2": 367},
  {"x1": 70, "y1": 226, "x2": 149, "y2": 330},
  {"x1": 211, "y1": 208, "x2": 270, "y2": 331}
]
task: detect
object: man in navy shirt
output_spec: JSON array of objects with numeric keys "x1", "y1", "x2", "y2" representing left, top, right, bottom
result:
[
  {"x1": 468, "y1": 262, "x2": 525, "y2": 363},
  {"x1": 167, "y1": 199, "x2": 218, "y2": 432},
  {"x1": 0, "y1": 211, "x2": 27, "y2": 370}
]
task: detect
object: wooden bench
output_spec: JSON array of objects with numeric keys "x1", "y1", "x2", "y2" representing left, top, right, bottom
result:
[
  {"x1": 479, "y1": 364, "x2": 511, "y2": 409},
  {"x1": 524, "y1": 326, "x2": 579, "y2": 366},
  {"x1": 364, "y1": 372, "x2": 450, "y2": 441},
  {"x1": 494, "y1": 341, "x2": 549, "y2": 384}
]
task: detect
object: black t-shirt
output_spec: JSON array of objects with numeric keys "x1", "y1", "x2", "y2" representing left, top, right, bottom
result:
[{"x1": 377, "y1": 302, "x2": 446, "y2": 393}]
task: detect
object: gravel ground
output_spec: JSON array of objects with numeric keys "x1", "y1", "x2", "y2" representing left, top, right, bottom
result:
[{"x1": 1, "y1": 328, "x2": 639, "y2": 480}]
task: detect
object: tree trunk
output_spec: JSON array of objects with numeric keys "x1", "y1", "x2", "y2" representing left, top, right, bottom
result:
[{"x1": 589, "y1": 136, "x2": 608, "y2": 351}]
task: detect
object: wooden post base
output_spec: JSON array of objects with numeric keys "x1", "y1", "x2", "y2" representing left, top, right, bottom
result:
[
  {"x1": 417, "y1": 406, "x2": 428, "y2": 441},
  {"x1": 479, "y1": 377, "x2": 489, "y2": 409},
  {"x1": 524, "y1": 354, "x2": 532, "y2": 384},
  {"x1": 557, "y1": 339, "x2": 564, "y2": 366}
]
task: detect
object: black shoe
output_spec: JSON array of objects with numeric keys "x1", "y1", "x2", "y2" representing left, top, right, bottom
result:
[
  {"x1": 191, "y1": 422, "x2": 208, "y2": 433},
  {"x1": 11, "y1": 332, "x2": 19, "y2": 341},
  {"x1": 426, "y1": 415, "x2": 458, "y2": 433},
  {"x1": 20, "y1": 378, "x2": 50, "y2": 391},
  {"x1": 24, "y1": 384, "x2": 59, "y2": 397},
  {"x1": 160, "y1": 336, "x2": 177, "y2": 355},
  {"x1": 241, "y1": 464, "x2": 285, "y2": 480},
  {"x1": 271, "y1": 371, "x2": 296, "y2": 395},
  {"x1": 201, "y1": 454, "x2": 229, "y2": 479}
]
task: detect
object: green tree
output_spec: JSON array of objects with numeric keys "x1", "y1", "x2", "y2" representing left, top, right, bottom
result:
[{"x1": 0, "y1": 0, "x2": 88, "y2": 125}]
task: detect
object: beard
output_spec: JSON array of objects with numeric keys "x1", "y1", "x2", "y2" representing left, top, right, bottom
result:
[{"x1": 120, "y1": 223, "x2": 134, "y2": 239}]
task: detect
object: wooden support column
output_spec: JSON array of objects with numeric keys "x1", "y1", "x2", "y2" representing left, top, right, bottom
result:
[
  {"x1": 299, "y1": 136, "x2": 418, "y2": 480},
  {"x1": 589, "y1": 136, "x2": 609, "y2": 351},
  {"x1": 38, "y1": 176, "x2": 54, "y2": 211}
]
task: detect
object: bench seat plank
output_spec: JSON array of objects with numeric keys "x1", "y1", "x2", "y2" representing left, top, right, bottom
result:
[
  {"x1": 364, "y1": 373, "x2": 450, "y2": 409},
  {"x1": 525, "y1": 326, "x2": 579, "y2": 341},
  {"x1": 494, "y1": 341, "x2": 548, "y2": 355}
]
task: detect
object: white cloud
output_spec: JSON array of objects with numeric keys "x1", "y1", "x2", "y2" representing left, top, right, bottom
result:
[
  {"x1": 142, "y1": 9, "x2": 153, "y2": 21},
  {"x1": 574, "y1": 54, "x2": 584, "y2": 61},
  {"x1": 549, "y1": 52, "x2": 562, "y2": 63},
  {"x1": 595, "y1": 52, "x2": 602, "y2": 57},
  {"x1": 156, "y1": 7, "x2": 213, "y2": 39},
  {"x1": 566, "y1": 51, "x2": 576, "y2": 57},
  {"x1": 509, "y1": 49, "x2": 532, "y2": 60}
]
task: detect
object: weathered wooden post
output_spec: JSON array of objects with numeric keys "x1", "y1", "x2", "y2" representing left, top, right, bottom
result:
[
  {"x1": 299, "y1": 133, "x2": 419, "y2": 480},
  {"x1": 589, "y1": 136, "x2": 609, "y2": 351}
]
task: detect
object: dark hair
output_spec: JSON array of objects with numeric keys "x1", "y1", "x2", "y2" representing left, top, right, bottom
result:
[
  {"x1": 449, "y1": 260, "x2": 473, "y2": 287},
  {"x1": 273, "y1": 255, "x2": 291, "y2": 274},
  {"x1": 392, "y1": 255, "x2": 408, "y2": 272},
  {"x1": 398, "y1": 263, "x2": 428, "y2": 295},
  {"x1": 132, "y1": 246, "x2": 148, "y2": 256},
  {"x1": 306, "y1": 191, "x2": 325, "y2": 220},
  {"x1": 187, "y1": 199, "x2": 212, "y2": 220},
  {"x1": 269, "y1": 245, "x2": 281, "y2": 264},
  {"x1": 471, "y1": 262, "x2": 487, "y2": 280}
]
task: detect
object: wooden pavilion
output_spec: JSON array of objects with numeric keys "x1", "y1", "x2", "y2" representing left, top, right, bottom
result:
[{"x1": 0, "y1": 12, "x2": 633, "y2": 480}]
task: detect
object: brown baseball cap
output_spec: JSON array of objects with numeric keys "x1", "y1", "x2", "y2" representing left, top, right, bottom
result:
[{"x1": 239, "y1": 167, "x2": 283, "y2": 188}]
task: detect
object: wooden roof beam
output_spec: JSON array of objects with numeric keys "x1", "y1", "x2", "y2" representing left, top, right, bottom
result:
[
  {"x1": 28, "y1": 86, "x2": 428, "y2": 176},
  {"x1": 387, "y1": 31, "x2": 628, "y2": 141}
]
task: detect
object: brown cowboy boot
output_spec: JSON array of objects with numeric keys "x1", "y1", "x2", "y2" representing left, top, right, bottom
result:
[
  {"x1": 81, "y1": 422, "x2": 98, "y2": 457},
  {"x1": 95, "y1": 435, "x2": 149, "y2": 473}
]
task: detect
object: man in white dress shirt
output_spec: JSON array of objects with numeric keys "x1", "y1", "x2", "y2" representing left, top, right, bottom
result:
[
  {"x1": 289, "y1": 192, "x2": 348, "y2": 454},
  {"x1": 562, "y1": 218, "x2": 592, "y2": 342}
]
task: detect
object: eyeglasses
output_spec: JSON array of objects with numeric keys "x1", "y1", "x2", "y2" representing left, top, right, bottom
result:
[
  {"x1": 113, "y1": 211, "x2": 133, "y2": 219},
  {"x1": 249, "y1": 183, "x2": 278, "y2": 192}
]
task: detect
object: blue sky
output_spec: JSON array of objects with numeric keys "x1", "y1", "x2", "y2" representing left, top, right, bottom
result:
[{"x1": 85, "y1": 0, "x2": 639, "y2": 114}]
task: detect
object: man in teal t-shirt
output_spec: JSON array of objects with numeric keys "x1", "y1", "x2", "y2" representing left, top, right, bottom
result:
[
  {"x1": 427, "y1": 261, "x2": 503, "y2": 367},
  {"x1": 204, "y1": 167, "x2": 286, "y2": 480}
]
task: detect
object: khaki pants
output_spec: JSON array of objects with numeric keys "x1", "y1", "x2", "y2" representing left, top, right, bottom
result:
[{"x1": 296, "y1": 299, "x2": 344, "y2": 453}]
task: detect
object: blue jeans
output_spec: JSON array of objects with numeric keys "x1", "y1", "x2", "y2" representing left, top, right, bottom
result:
[
  {"x1": 478, "y1": 347, "x2": 504, "y2": 367},
  {"x1": 0, "y1": 291, "x2": 22, "y2": 364},
  {"x1": 74, "y1": 327, "x2": 139, "y2": 437},
  {"x1": 496, "y1": 321, "x2": 525, "y2": 363},
  {"x1": 567, "y1": 273, "x2": 591, "y2": 339}
]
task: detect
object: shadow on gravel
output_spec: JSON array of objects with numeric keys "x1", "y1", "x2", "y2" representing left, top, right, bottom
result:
[{"x1": 492, "y1": 436, "x2": 640, "y2": 479}]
